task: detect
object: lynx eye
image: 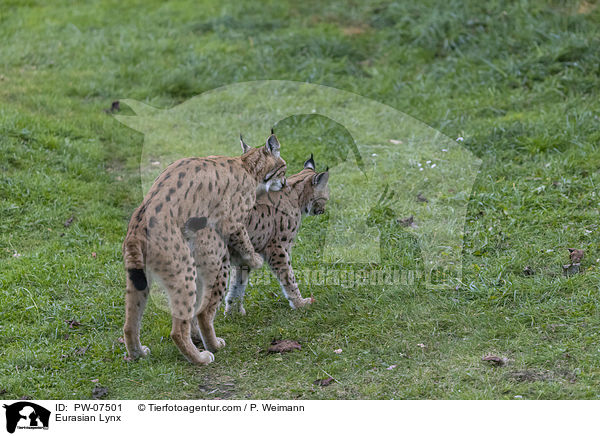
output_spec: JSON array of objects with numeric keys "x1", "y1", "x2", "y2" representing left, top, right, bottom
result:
[{"x1": 264, "y1": 164, "x2": 286, "y2": 182}]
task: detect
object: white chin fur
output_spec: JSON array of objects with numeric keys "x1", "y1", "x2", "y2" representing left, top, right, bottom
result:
[{"x1": 265, "y1": 179, "x2": 284, "y2": 192}]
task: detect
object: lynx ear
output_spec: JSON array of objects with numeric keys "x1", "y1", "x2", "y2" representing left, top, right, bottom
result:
[
  {"x1": 304, "y1": 153, "x2": 315, "y2": 170},
  {"x1": 313, "y1": 171, "x2": 329, "y2": 187},
  {"x1": 266, "y1": 132, "x2": 280, "y2": 158},
  {"x1": 240, "y1": 134, "x2": 250, "y2": 153}
]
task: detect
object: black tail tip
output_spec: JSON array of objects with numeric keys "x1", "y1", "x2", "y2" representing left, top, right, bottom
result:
[{"x1": 128, "y1": 269, "x2": 148, "y2": 291}]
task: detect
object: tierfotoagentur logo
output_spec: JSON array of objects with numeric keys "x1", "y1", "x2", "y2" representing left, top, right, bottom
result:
[
  {"x1": 2, "y1": 402, "x2": 50, "y2": 433},
  {"x1": 116, "y1": 80, "x2": 481, "y2": 310}
]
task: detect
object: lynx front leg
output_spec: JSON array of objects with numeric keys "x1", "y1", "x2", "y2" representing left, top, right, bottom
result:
[
  {"x1": 225, "y1": 266, "x2": 250, "y2": 316},
  {"x1": 224, "y1": 220, "x2": 263, "y2": 269},
  {"x1": 266, "y1": 245, "x2": 312, "y2": 309}
]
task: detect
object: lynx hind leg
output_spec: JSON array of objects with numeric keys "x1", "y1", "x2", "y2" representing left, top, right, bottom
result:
[
  {"x1": 192, "y1": 228, "x2": 228, "y2": 353},
  {"x1": 197, "y1": 251, "x2": 230, "y2": 352},
  {"x1": 149, "y1": 236, "x2": 214, "y2": 365},
  {"x1": 123, "y1": 273, "x2": 151, "y2": 359},
  {"x1": 225, "y1": 266, "x2": 250, "y2": 316},
  {"x1": 170, "y1": 317, "x2": 214, "y2": 365}
]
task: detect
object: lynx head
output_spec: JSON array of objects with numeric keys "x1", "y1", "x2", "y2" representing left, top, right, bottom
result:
[
  {"x1": 288, "y1": 153, "x2": 330, "y2": 216},
  {"x1": 240, "y1": 130, "x2": 287, "y2": 193}
]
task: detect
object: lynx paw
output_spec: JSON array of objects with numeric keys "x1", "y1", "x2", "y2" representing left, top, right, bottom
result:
[
  {"x1": 195, "y1": 350, "x2": 215, "y2": 365},
  {"x1": 291, "y1": 297, "x2": 313, "y2": 309},
  {"x1": 225, "y1": 303, "x2": 246, "y2": 317},
  {"x1": 246, "y1": 253, "x2": 263, "y2": 269},
  {"x1": 126, "y1": 345, "x2": 150, "y2": 361},
  {"x1": 206, "y1": 337, "x2": 226, "y2": 353}
]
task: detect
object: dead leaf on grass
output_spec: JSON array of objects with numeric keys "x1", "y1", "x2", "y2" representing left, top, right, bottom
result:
[
  {"x1": 567, "y1": 248, "x2": 584, "y2": 264},
  {"x1": 103, "y1": 100, "x2": 120, "y2": 113},
  {"x1": 91, "y1": 386, "x2": 108, "y2": 399},
  {"x1": 397, "y1": 215, "x2": 418, "y2": 228},
  {"x1": 65, "y1": 319, "x2": 81, "y2": 328},
  {"x1": 313, "y1": 377, "x2": 335, "y2": 387},
  {"x1": 268, "y1": 339, "x2": 301, "y2": 353},
  {"x1": 482, "y1": 355, "x2": 509, "y2": 366},
  {"x1": 64, "y1": 215, "x2": 75, "y2": 227},
  {"x1": 416, "y1": 193, "x2": 428, "y2": 203}
]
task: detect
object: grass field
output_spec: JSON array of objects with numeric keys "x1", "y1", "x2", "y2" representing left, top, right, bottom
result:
[{"x1": 1, "y1": 0, "x2": 599, "y2": 400}]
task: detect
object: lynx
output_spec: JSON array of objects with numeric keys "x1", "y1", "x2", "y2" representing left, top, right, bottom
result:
[
  {"x1": 122, "y1": 132, "x2": 286, "y2": 364},
  {"x1": 186, "y1": 154, "x2": 329, "y2": 324}
]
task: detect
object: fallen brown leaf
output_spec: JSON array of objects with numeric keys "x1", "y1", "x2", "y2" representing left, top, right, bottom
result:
[
  {"x1": 397, "y1": 215, "x2": 418, "y2": 228},
  {"x1": 313, "y1": 377, "x2": 335, "y2": 387},
  {"x1": 104, "y1": 100, "x2": 120, "y2": 113},
  {"x1": 91, "y1": 386, "x2": 108, "y2": 399},
  {"x1": 416, "y1": 193, "x2": 428, "y2": 203},
  {"x1": 482, "y1": 355, "x2": 508, "y2": 366},
  {"x1": 268, "y1": 339, "x2": 301, "y2": 353},
  {"x1": 523, "y1": 266, "x2": 534, "y2": 276},
  {"x1": 64, "y1": 215, "x2": 75, "y2": 227},
  {"x1": 567, "y1": 248, "x2": 584, "y2": 264},
  {"x1": 65, "y1": 319, "x2": 81, "y2": 328}
]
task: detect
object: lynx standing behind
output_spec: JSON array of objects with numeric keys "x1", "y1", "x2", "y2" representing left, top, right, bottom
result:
[
  {"x1": 122, "y1": 132, "x2": 286, "y2": 365},
  {"x1": 222, "y1": 154, "x2": 329, "y2": 314}
]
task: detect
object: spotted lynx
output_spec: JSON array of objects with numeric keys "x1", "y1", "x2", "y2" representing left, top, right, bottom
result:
[
  {"x1": 186, "y1": 154, "x2": 329, "y2": 322},
  {"x1": 122, "y1": 132, "x2": 287, "y2": 365}
]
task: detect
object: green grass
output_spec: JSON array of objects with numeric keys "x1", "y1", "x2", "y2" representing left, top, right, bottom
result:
[{"x1": 1, "y1": 0, "x2": 599, "y2": 399}]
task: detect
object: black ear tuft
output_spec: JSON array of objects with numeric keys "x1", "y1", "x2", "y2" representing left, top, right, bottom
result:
[
  {"x1": 240, "y1": 134, "x2": 250, "y2": 153},
  {"x1": 313, "y1": 171, "x2": 329, "y2": 187},
  {"x1": 304, "y1": 153, "x2": 315, "y2": 170},
  {"x1": 266, "y1": 133, "x2": 280, "y2": 157},
  {"x1": 271, "y1": 127, "x2": 274, "y2": 135}
]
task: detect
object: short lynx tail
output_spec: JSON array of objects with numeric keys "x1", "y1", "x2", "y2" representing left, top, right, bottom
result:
[
  {"x1": 128, "y1": 269, "x2": 148, "y2": 291},
  {"x1": 123, "y1": 238, "x2": 147, "y2": 291}
]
